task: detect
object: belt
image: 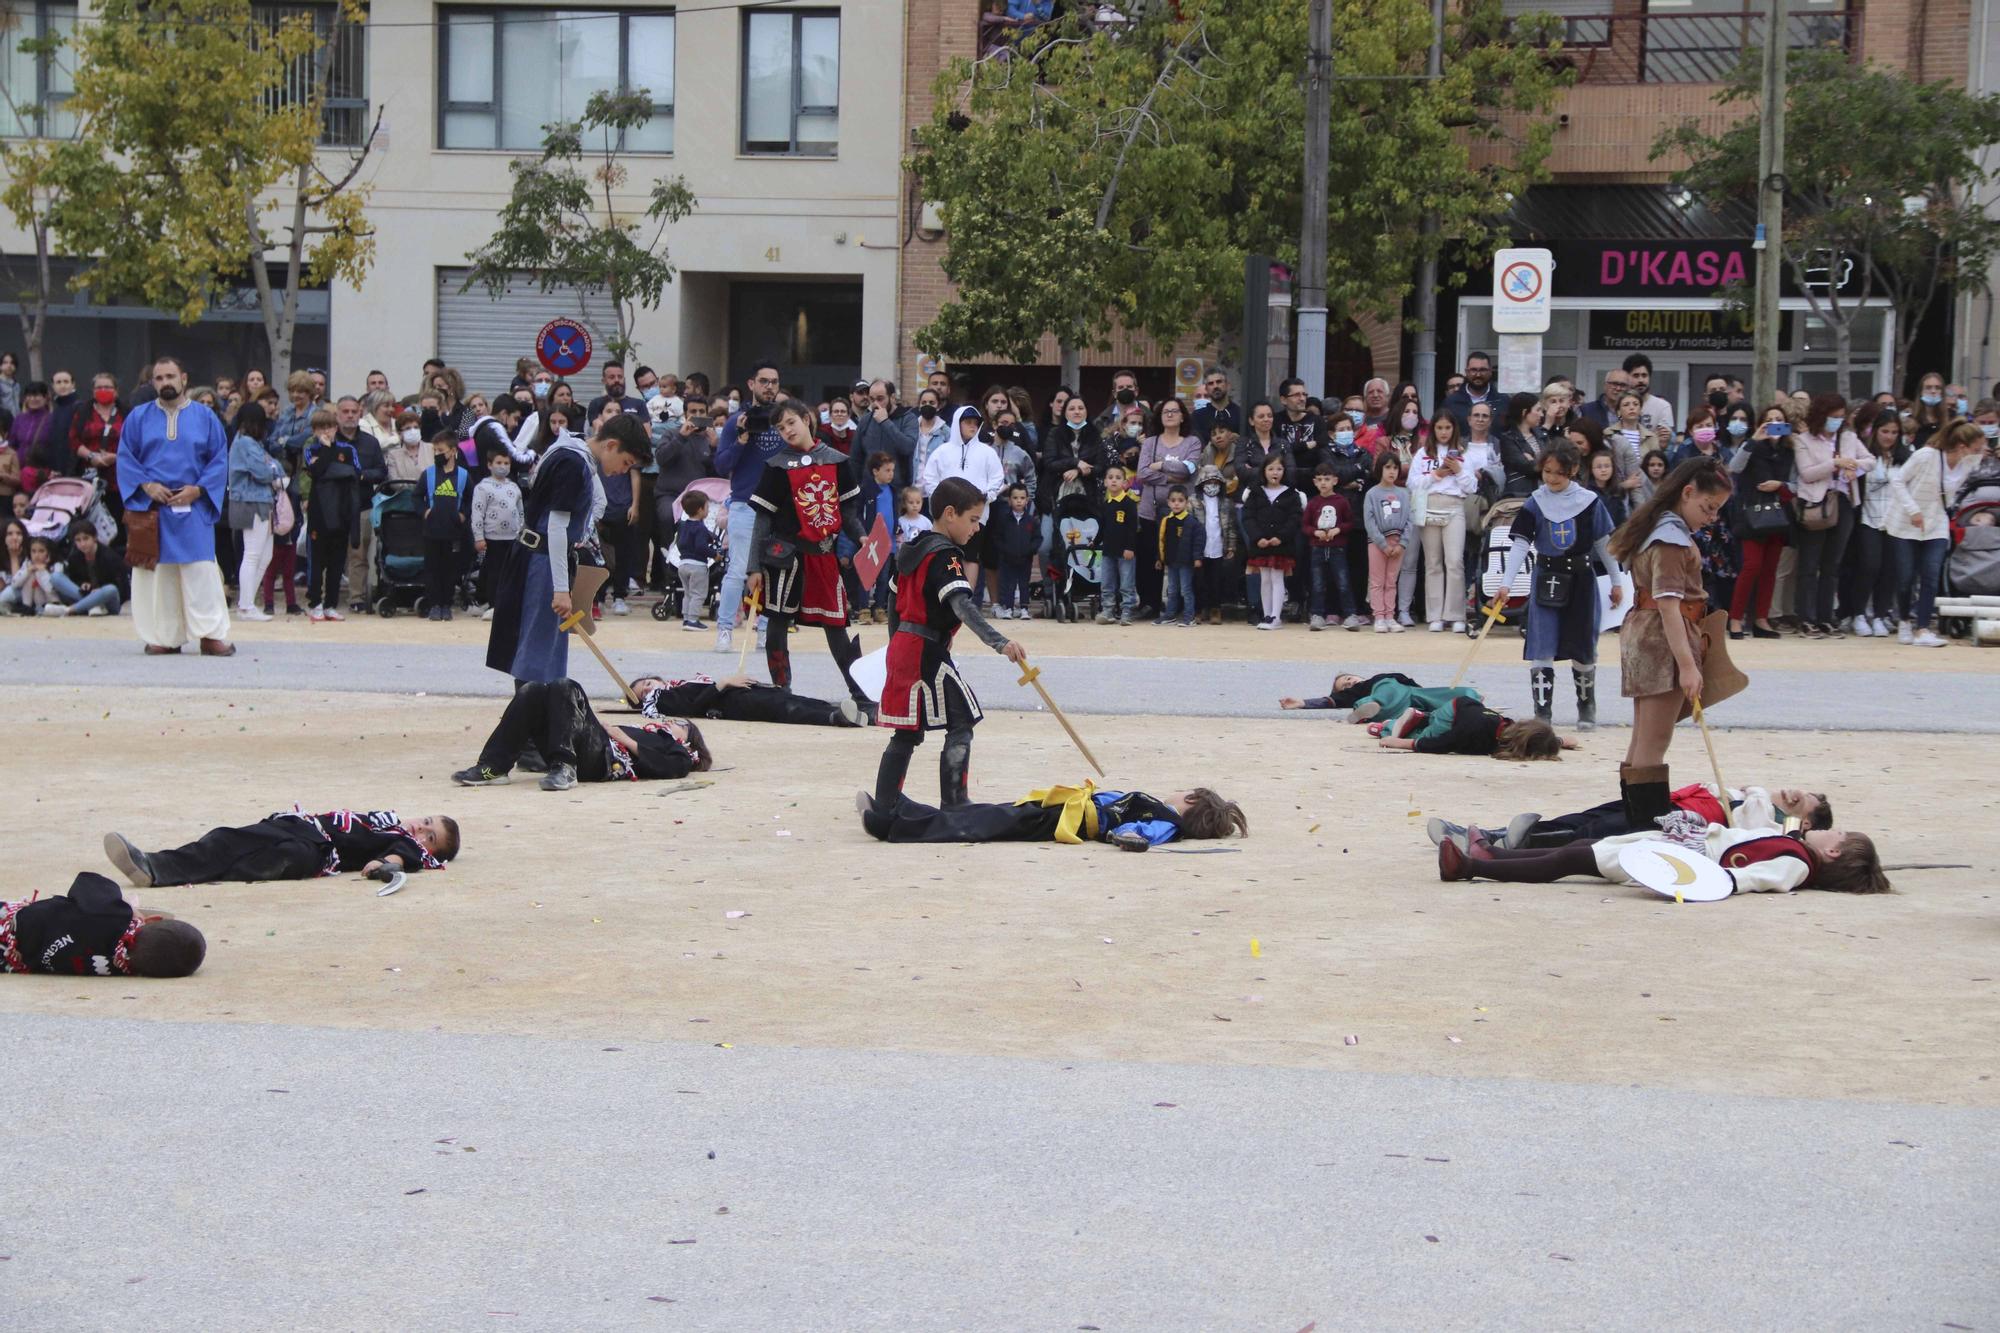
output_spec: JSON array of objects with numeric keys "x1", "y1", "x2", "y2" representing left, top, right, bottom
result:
[
  {"x1": 518, "y1": 528, "x2": 542, "y2": 550},
  {"x1": 896, "y1": 623, "x2": 941, "y2": 644},
  {"x1": 1634, "y1": 590, "x2": 1704, "y2": 622}
]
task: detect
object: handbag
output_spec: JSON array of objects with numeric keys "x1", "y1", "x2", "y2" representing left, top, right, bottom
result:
[
  {"x1": 1793, "y1": 491, "x2": 1842, "y2": 532},
  {"x1": 1740, "y1": 495, "x2": 1790, "y2": 537},
  {"x1": 1533, "y1": 553, "x2": 1576, "y2": 609},
  {"x1": 273, "y1": 487, "x2": 296, "y2": 538},
  {"x1": 124, "y1": 507, "x2": 160, "y2": 570}
]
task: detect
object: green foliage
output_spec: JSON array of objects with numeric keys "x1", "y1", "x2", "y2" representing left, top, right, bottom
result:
[
  {"x1": 1656, "y1": 48, "x2": 2000, "y2": 386},
  {"x1": 910, "y1": 0, "x2": 1569, "y2": 364},
  {"x1": 51, "y1": 0, "x2": 376, "y2": 340},
  {"x1": 464, "y1": 88, "x2": 696, "y2": 365}
]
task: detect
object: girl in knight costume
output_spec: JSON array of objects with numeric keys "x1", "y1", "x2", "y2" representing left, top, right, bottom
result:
[
  {"x1": 1494, "y1": 438, "x2": 1621, "y2": 729},
  {"x1": 746, "y1": 399, "x2": 873, "y2": 713},
  {"x1": 873, "y1": 475, "x2": 1028, "y2": 812},
  {"x1": 857, "y1": 782, "x2": 1247, "y2": 849},
  {"x1": 1438, "y1": 820, "x2": 1891, "y2": 897},
  {"x1": 1604, "y1": 455, "x2": 1742, "y2": 830}
]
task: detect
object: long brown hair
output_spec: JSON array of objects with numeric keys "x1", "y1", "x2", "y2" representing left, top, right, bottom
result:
[
  {"x1": 1493, "y1": 717, "x2": 1562, "y2": 761},
  {"x1": 1607, "y1": 455, "x2": 1733, "y2": 565},
  {"x1": 1814, "y1": 833, "x2": 1893, "y2": 894},
  {"x1": 1180, "y1": 788, "x2": 1249, "y2": 839}
]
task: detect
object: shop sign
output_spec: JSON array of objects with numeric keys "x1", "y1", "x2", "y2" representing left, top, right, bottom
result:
[
  {"x1": 1587, "y1": 308, "x2": 1794, "y2": 352},
  {"x1": 1547, "y1": 240, "x2": 1862, "y2": 299}
]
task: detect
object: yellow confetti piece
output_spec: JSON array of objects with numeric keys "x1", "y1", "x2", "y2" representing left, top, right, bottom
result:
[
  {"x1": 717, "y1": 1043, "x2": 733, "y2": 1049},
  {"x1": 1307, "y1": 823, "x2": 1321, "y2": 834},
  {"x1": 1250, "y1": 938, "x2": 1262, "y2": 958}
]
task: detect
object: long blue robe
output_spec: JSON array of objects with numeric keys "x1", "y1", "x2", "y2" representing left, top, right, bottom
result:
[{"x1": 119, "y1": 399, "x2": 228, "y2": 564}]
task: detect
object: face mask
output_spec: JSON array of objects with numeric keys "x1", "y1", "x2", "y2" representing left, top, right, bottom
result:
[
  {"x1": 1333, "y1": 429, "x2": 1355, "y2": 448},
  {"x1": 1983, "y1": 423, "x2": 2000, "y2": 440},
  {"x1": 727, "y1": 397, "x2": 741, "y2": 411},
  {"x1": 1726, "y1": 420, "x2": 1749, "y2": 437},
  {"x1": 1956, "y1": 397, "x2": 1970, "y2": 414},
  {"x1": 919, "y1": 404, "x2": 937, "y2": 420},
  {"x1": 400, "y1": 428, "x2": 420, "y2": 444},
  {"x1": 643, "y1": 386, "x2": 660, "y2": 401},
  {"x1": 1920, "y1": 393, "x2": 1942, "y2": 406},
  {"x1": 532, "y1": 381, "x2": 550, "y2": 398},
  {"x1": 1824, "y1": 417, "x2": 1844, "y2": 434},
  {"x1": 1192, "y1": 396, "x2": 1210, "y2": 411},
  {"x1": 1124, "y1": 422, "x2": 1143, "y2": 438},
  {"x1": 93, "y1": 387, "x2": 116, "y2": 406},
  {"x1": 1401, "y1": 412, "x2": 1420, "y2": 431},
  {"x1": 491, "y1": 464, "x2": 510, "y2": 479},
  {"x1": 1691, "y1": 427, "x2": 1717, "y2": 444},
  {"x1": 1708, "y1": 391, "x2": 1729, "y2": 411},
  {"x1": 819, "y1": 409, "x2": 832, "y2": 425},
  {"x1": 1116, "y1": 389, "x2": 1136, "y2": 406}
]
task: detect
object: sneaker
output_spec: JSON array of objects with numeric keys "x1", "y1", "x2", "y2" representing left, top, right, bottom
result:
[
  {"x1": 1852, "y1": 616, "x2": 1874, "y2": 637},
  {"x1": 237, "y1": 606, "x2": 272, "y2": 622},
  {"x1": 1912, "y1": 629, "x2": 1947, "y2": 648},
  {"x1": 1897, "y1": 621, "x2": 1914, "y2": 645},
  {"x1": 39, "y1": 604, "x2": 69, "y2": 616},
  {"x1": 1153, "y1": 616, "x2": 1170, "y2": 626},
  {"x1": 1825, "y1": 619, "x2": 1845, "y2": 639},
  {"x1": 324, "y1": 608, "x2": 346, "y2": 622},
  {"x1": 1872, "y1": 616, "x2": 1892, "y2": 637},
  {"x1": 835, "y1": 699, "x2": 865, "y2": 727},
  {"x1": 714, "y1": 627, "x2": 734, "y2": 653},
  {"x1": 1344, "y1": 615, "x2": 1369, "y2": 629},
  {"x1": 682, "y1": 618, "x2": 707, "y2": 631},
  {"x1": 482, "y1": 607, "x2": 496, "y2": 621},
  {"x1": 612, "y1": 598, "x2": 630, "y2": 616},
  {"x1": 1178, "y1": 617, "x2": 1194, "y2": 627},
  {"x1": 1374, "y1": 618, "x2": 1389, "y2": 633},
  {"x1": 451, "y1": 765, "x2": 512, "y2": 786},
  {"x1": 349, "y1": 600, "x2": 365, "y2": 613},
  {"x1": 285, "y1": 604, "x2": 305, "y2": 616},
  {"x1": 539, "y1": 763, "x2": 578, "y2": 791},
  {"x1": 1428, "y1": 621, "x2": 1444, "y2": 632},
  {"x1": 103, "y1": 832, "x2": 155, "y2": 888},
  {"x1": 1388, "y1": 619, "x2": 1407, "y2": 633},
  {"x1": 1256, "y1": 618, "x2": 1278, "y2": 631},
  {"x1": 1397, "y1": 611, "x2": 1415, "y2": 626},
  {"x1": 1094, "y1": 610, "x2": 1115, "y2": 624},
  {"x1": 1450, "y1": 621, "x2": 1468, "y2": 634},
  {"x1": 1309, "y1": 614, "x2": 1326, "y2": 631},
  {"x1": 308, "y1": 606, "x2": 326, "y2": 622},
  {"x1": 87, "y1": 605, "x2": 109, "y2": 617},
  {"x1": 441, "y1": 607, "x2": 453, "y2": 621},
  {"x1": 1118, "y1": 613, "x2": 1134, "y2": 626}
]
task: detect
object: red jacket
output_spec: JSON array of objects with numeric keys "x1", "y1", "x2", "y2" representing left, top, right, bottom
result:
[{"x1": 70, "y1": 404, "x2": 124, "y2": 490}]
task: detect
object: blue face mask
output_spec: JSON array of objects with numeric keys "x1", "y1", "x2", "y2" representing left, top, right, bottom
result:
[
  {"x1": 644, "y1": 386, "x2": 661, "y2": 401},
  {"x1": 532, "y1": 381, "x2": 550, "y2": 399},
  {"x1": 1824, "y1": 416, "x2": 1844, "y2": 434},
  {"x1": 1333, "y1": 429, "x2": 1355, "y2": 448},
  {"x1": 1957, "y1": 397, "x2": 1970, "y2": 414},
  {"x1": 1726, "y1": 419, "x2": 1749, "y2": 437},
  {"x1": 1920, "y1": 393, "x2": 1942, "y2": 406},
  {"x1": 1983, "y1": 422, "x2": 2000, "y2": 440}
]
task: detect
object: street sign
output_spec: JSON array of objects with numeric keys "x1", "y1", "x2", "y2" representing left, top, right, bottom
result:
[
  {"x1": 1491, "y1": 247, "x2": 1553, "y2": 334},
  {"x1": 536, "y1": 318, "x2": 593, "y2": 376},
  {"x1": 1175, "y1": 357, "x2": 1204, "y2": 389}
]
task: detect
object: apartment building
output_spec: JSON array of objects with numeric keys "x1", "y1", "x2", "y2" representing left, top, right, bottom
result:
[{"x1": 0, "y1": 0, "x2": 904, "y2": 404}]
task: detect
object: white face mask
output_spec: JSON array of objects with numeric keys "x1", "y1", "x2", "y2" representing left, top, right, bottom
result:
[
  {"x1": 1401, "y1": 412, "x2": 1420, "y2": 431},
  {"x1": 1124, "y1": 422, "x2": 1143, "y2": 438},
  {"x1": 400, "y1": 428, "x2": 421, "y2": 444}
]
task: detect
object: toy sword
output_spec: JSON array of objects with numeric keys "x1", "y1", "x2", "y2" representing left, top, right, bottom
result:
[
  {"x1": 1017, "y1": 661, "x2": 1105, "y2": 777},
  {"x1": 1447, "y1": 593, "x2": 1509, "y2": 689}
]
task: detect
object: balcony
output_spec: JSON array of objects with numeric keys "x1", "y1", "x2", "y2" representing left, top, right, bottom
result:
[
  {"x1": 255, "y1": 2, "x2": 370, "y2": 147},
  {"x1": 1537, "y1": 6, "x2": 1858, "y2": 84}
]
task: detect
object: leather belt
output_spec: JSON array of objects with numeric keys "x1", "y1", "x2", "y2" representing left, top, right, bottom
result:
[
  {"x1": 1634, "y1": 589, "x2": 1704, "y2": 622},
  {"x1": 896, "y1": 623, "x2": 941, "y2": 644},
  {"x1": 518, "y1": 528, "x2": 543, "y2": 550}
]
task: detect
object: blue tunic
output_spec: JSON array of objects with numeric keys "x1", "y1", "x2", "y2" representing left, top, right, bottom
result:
[
  {"x1": 119, "y1": 399, "x2": 228, "y2": 564},
  {"x1": 1506, "y1": 489, "x2": 1616, "y2": 664},
  {"x1": 486, "y1": 445, "x2": 593, "y2": 683}
]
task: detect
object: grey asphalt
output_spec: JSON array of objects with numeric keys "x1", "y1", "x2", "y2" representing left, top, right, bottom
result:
[
  {"x1": 4, "y1": 631, "x2": 1995, "y2": 731},
  {"x1": 3, "y1": 1014, "x2": 1993, "y2": 1332}
]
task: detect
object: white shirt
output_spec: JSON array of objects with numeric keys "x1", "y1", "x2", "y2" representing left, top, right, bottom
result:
[{"x1": 920, "y1": 434, "x2": 1005, "y2": 500}]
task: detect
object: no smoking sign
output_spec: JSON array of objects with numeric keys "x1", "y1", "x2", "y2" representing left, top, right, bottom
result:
[{"x1": 1490, "y1": 247, "x2": 1552, "y2": 334}]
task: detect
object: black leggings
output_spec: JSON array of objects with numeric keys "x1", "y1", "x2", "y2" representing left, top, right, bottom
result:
[
  {"x1": 765, "y1": 613, "x2": 867, "y2": 704},
  {"x1": 1468, "y1": 841, "x2": 1602, "y2": 882},
  {"x1": 309, "y1": 529, "x2": 346, "y2": 609}
]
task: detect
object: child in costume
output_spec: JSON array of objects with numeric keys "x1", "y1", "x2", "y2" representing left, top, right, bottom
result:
[
  {"x1": 103, "y1": 810, "x2": 459, "y2": 887},
  {"x1": 1374, "y1": 697, "x2": 1570, "y2": 759},
  {"x1": 629, "y1": 673, "x2": 864, "y2": 728},
  {"x1": 1280, "y1": 671, "x2": 1471, "y2": 723},
  {"x1": 857, "y1": 783, "x2": 1247, "y2": 849},
  {"x1": 1438, "y1": 821, "x2": 1890, "y2": 897},
  {"x1": 1605, "y1": 455, "x2": 1741, "y2": 830},
  {"x1": 1493, "y1": 438, "x2": 1621, "y2": 728},
  {"x1": 453, "y1": 680, "x2": 712, "y2": 789},
  {"x1": 1429, "y1": 784, "x2": 1831, "y2": 853},
  {"x1": 2, "y1": 873, "x2": 205, "y2": 977},
  {"x1": 746, "y1": 399, "x2": 872, "y2": 712},
  {"x1": 873, "y1": 476, "x2": 1028, "y2": 811}
]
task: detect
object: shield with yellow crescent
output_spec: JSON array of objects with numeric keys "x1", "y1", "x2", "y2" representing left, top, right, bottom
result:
[{"x1": 1618, "y1": 839, "x2": 1734, "y2": 902}]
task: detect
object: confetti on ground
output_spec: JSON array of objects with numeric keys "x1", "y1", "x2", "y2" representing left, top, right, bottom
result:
[
  {"x1": 725, "y1": 910, "x2": 749, "y2": 919},
  {"x1": 1344, "y1": 1034, "x2": 1358, "y2": 1046},
  {"x1": 1447, "y1": 1036, "x2": 1462, "y2": 1043},
  {"x1": 1250, "y1": 937, "x2": 1262, "y2": 957}
]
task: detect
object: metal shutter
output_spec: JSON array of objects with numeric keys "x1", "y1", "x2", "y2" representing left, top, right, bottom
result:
[{"x1": 434, "y1": 267, "x2": 621, "y2": 399}]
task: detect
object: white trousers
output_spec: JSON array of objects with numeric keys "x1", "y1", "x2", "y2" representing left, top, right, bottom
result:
[
  {"x1": 237, "y1": 516, "x2": 274, "y2": 611},
  {"x1": 1419, "y1": 506, "x2": 1466, "y2": 624},
  {"x1": 132, "y1": 561, "x2": 231, "y2": 648}
]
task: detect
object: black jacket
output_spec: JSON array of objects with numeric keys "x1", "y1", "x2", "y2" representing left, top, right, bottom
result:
[
  {"x1": 990, "y1": 505, "x2": 1041, "y2": 563},
  {"x1": 1497, "y1": 428, "x2": 1542, "y2": 497},
  {"x1": 11, "y1": 873, "x2": 135, "y2": 974},
  {"x1": 1242, "y1": 483, "x2": 1304, "y2": 547},
  {"x1": 63, "y1": 542, "x2": 126, "y2": 599}
]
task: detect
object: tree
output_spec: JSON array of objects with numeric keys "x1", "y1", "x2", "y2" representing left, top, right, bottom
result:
[
  {"x1": 1656, "y1": 48, "x2": 2000, "y2": 393},
  {"x1": 464, "y1": 89, "x2": 696, "y2": 367},
  {"x1": 910, "y1": 0, "x2": 1568, "y2": 379},
  {"x1": 50, "y1": 0, "x2": 382, "y2": 385}
]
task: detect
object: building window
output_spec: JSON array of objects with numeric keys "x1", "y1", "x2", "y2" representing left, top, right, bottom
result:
[
  {"x1": 0, "y1": 1, "x2": 77, "y2": 139},
  {"x1": 741, "y1": 9, "x2": 837, "y2": 156},
  {"x1": 439, "y1": 8, "x2": 675, "y2": 153},
  {"x1": 256, "y1": 3, "x2": 370, "y2": 147}
]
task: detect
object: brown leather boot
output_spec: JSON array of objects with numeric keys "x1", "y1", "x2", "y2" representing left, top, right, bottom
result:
[{"x1": 199, "y1": 638, "x2": 236, "y2": 657}]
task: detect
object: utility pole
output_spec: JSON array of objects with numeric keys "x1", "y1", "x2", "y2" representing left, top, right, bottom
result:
[
  {"x1": 1409, "y1": 0, "x2": 1446, "y2": 415},
  {"x1": 1295, "y1": 0, "x2": 1332, "y2": 398},
  {"x1": 1751, "y1": 0, "x2": 1786, "y2": 409}
]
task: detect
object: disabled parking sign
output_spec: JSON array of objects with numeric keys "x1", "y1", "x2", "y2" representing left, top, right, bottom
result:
[{"x1": 536, "y1": 318, "x2": 593, "y2": 376}]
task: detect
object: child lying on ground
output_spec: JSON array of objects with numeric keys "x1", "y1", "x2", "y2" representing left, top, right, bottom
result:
[
  {"x1": 856, "y1": 783, "x2": 1247, "y2": 849},
  {"x1": 456, "y1": 679, "x2": 712, "y2": 790},
  {"x1": 1437, "y1": 818, "x2": 1890, "y2": 895},
  {"x1": 3, "y1": 872, "x2": 205, "y2": 976},
  {"x1": 1278, "y1": 671, "x2": 1420, "y2": 713},
  {"x1": 630, "y1": 673, "x2": 863, "y2": 728},
  {"x1": 1374, "y1": 697, "x2": 1573, "y2": 759},
  {"x1": 105, "y1": 809, "x2": 457, "y2": 887},
  {"x1": 1429, "y1": 783, "x2": 1831, "y2": 852}
]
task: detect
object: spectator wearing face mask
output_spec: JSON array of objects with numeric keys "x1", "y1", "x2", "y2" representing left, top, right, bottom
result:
[
  {"x1": 386, "y1": 410, "x2": 427, "y2": 484},
  {"x1": 1095, "y1": 369, "x2": 1142, "y2": 433},
  {"x1": 907, "y1": 390, "x2": 952, "y2": 492}
]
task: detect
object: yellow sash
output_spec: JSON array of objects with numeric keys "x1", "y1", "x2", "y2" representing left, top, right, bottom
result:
[{"x1": 1018, "y1": 782, "x2": 1099, "y2": 845}]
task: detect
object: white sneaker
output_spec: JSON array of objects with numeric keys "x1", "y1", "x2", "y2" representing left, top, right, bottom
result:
[
  {"x1": 39, "y1": 604, "x2": 68, "y2": 616},
  {"x1": 1428, "y1": 621, "x2": 1444, "y2": 632},
  {"x1": 308, "y1": 606, "x2": 326, "y2": 622},
  {"x1": 87, "y1": 605, "x2": 108, "y2": 617},
  {"x1": 1344, "y1": 615, "x2": 1369, "y2": 629},
  {"x1": 1255, "y1": 618, "x2": 1277, "y2": 631},
  {"x1": 324, "y1": 607, "x2": 345, "y2": 622},
  {"x1": 1852, "y1": 615, "x2": 1874, "y2": 637},
  {"x1": 1397, "y1": 611, "x2": 1415, "y2": 626},
  {"x1": 1450, "y1": 621, "x2": 1468, "y2": 634},
  {"x1": 1897, "y1": 621, "x2": 1914, "y2": 645},
  {"x1": 1309, "y1": 614, "x2": 1325, "y2": 631},
  {"x1": 1374, "y1": 618, "x2": 1389, "y2": 633},
  {"x1": 1872, "y1": 616, "x2": 1892, "y2": 637},
  {"x1": 481, "y1": 606, "x2": 495, "y2": 621},
  {"x1": 1388, "y1": 619, "x2": 1406, "y2": 633},
  {"x1": 612, "y1": 598, "x2": 630, "y2": 616},
  {"x1": 714, "y1": 627, "x2": 734, "y2": 654},
  {"x1": 1912, "y1": 629, "x2": 1947, "y2": 648},
  {"x1": 237, "y1": 606, "x2": 272, "y2": 622}
]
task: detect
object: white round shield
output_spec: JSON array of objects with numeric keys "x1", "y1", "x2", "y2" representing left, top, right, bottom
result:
[
  {"x1": 850, "y1": 645, "x2": 888, "y2": 703},
  {"x1": 1618, "y1": 839, "x2": 1734, "y2": 903}
]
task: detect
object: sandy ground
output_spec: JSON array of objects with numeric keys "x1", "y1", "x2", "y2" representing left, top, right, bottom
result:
[{"x1": 4, "y1": 685, "x2": 1994, "y2": 1108}]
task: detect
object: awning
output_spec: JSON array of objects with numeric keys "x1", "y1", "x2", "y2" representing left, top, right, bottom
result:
[{"x1": 1504, "y1": 184, "x2": 1755, "y2": 243}]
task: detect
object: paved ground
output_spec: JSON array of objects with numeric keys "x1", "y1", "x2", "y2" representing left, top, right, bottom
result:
[{"x1": 5, "y1": 1017, "x2": 1994, "y2": 1333}]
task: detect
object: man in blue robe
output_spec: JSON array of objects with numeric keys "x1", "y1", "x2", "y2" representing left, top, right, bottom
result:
[{"x1": 119, "y1": 357, "x2": 233, "y2": 656}]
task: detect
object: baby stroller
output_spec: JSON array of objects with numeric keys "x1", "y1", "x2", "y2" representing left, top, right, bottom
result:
[
  {"x1": 370, "y1": 481, "x2": 430, "y2": 617},
  {"x1": 1467, "y1": 495, "x2": 1531, "y2": 631},
  {"x1": 26, "y1": 475, "x2": 117, "y2": 545},
  {"x1": 1940, "y1": 462, "x2": 2000, "y2": 638},
  {"x1": 1047, "y1": 488, "x2": 1102, "y2": 623},
  {"x1": 650, "y1": 476, "x2": 732, "y2": 622}
]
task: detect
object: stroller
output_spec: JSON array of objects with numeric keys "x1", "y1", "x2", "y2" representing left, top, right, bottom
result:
[
  {"x1": 1466, "y1": 495, "x2": 1532, "y2": 631},
  {"x1": 1940, "y1": 461, "x2": 2000, "y2": 638},
  {"x1": 369, "y1": 481, "x2": 430, "y2": 617},
  {"x1": 1046, "y1": 488, "x2": 1102, "y2": 623},
  {"x1": 25, "y1": 474, "x2": 117, "y2": 545},
  {"x1": 650, "y1": 476, "x2": 732, "y2": 622}
]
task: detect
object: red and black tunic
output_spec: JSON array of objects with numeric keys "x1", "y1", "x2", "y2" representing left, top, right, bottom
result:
[
  {"x1": 880, "y1": 532, "x2": 986, "y2": 732},
  {"x1": 749, "y1": 445, "x2": 864, "y2": 628}
]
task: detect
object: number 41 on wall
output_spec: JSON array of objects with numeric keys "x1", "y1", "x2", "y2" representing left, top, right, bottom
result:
[{"x1": 764, "y1": 246, "x2": 781, "y2": 263}]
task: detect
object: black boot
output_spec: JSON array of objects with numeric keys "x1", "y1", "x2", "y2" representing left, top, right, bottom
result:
[
  {"x1": 1572, "y1": 665, "x2": 1597, "y2": 731},
  {"x1": 940, "y1": 727, "x2": 973, "y2": 808},
  {"x1": 1623, "y1": 764, "x2": 1673, "y2": 832},
  {"x1": 1529, "y1": 666, "x2": 1555, "y2": 723},
  {"x1": 874, "y1": 732, "x2": 918, "y2": 813}
]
